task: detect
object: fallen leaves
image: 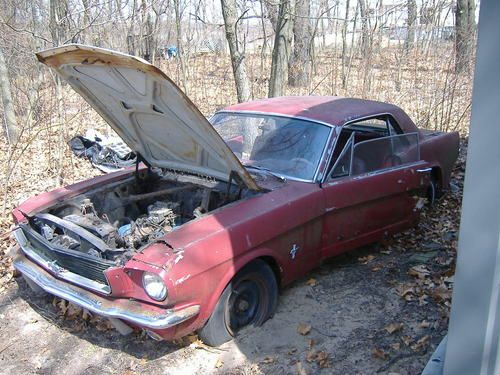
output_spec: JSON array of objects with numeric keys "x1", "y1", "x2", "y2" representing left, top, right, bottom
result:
[
  {"x1": 419, "y1": 320, "x2": 431, "y2": 328},
  {"x1": 306, "y1": 350, "x2": 331, "y2": 368},
  {"x1": 305, "y1": 278, "x2": 317, "y2": 286},
  {"x1": 408, "y1": 265, "x2": 431, "y2": 279},
  {"x1": 411, "y1": 335, "x2": 430, "y2": 351},
  {"x1": 214, "y1": 359, "x2": 224, "y2": 369},
  {"x1": 400, "y1": 335, "x2": 413, "y2": 347},
  {"x1": 432, "y1": 284, "x2": 452, "y2": 302},
  {"x1": 372, "y1": 348, "x2": 389, "y2": 360},
  {"x1": 396, "y1": 284, "x2": 415, "y2": 301},
  {"x1": 371, "y1": 264, "x2": 382, "y2": 272},
  {"x1": 384, "y1": 323, "x2": 404, "y2": 334},
  {"x1": 261, "y1": 356, "x2": 275, "y2": 364},
  {"x1": 52, "y1": 297, "x2": 113, "y2": 332},
  {"x1": 296, "y1": 361, "x2": 308, "y2": 375},
  {"x1": 297, "y1": 323, "x2": 312, "y2": 336},
  {"x1": 390, "y1": 342, "x2": 401, "y2": 351},
  {"x1": 358, "y1": 255, "x2": 375, "y2": 264}
]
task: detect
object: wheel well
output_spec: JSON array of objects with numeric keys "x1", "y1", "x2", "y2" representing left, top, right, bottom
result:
[{"x1": 257, "y1": 256, "x2": 282, "y2": 288}]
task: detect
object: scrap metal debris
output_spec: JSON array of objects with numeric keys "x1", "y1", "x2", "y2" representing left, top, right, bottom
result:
[{"x1": 68, "y1": 129, "x2": 136, "y2": 173}]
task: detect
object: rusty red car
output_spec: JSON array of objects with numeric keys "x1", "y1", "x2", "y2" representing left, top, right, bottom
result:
[{"x1": 11, "y1": 45, "x2": 459, "y2": 346}]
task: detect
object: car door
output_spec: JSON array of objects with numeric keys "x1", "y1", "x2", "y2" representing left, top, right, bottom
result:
[{"x1": 320, "y1": 130, "x2": 430, "y2": 259}]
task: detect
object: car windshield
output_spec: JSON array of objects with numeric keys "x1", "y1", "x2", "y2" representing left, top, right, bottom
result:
[{"x1": 210, "y1": 112, "x2": 331, "y2": 180}]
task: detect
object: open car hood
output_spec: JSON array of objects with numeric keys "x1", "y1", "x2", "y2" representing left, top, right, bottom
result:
[{"x1": 36, "y1": 44, "x2": 259, "y2": 191}]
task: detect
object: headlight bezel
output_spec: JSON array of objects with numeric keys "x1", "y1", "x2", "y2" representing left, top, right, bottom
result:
[{"x1": 142, "y1": 271, "x2": 168, "y2": 301}]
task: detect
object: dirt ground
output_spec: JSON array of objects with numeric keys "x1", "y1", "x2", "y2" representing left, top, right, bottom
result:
[{"x1": 0, "y1": 141, "x2": 466, "y2": 375}]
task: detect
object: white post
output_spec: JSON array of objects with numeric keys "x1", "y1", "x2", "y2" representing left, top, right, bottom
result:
[{"x1": 444, "y1": 1, "x2": 500, "y2": 374}]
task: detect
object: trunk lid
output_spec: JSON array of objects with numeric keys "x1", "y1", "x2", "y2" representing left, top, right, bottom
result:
[{"x1": 36, "y1": 44, "x2": 259, "y2": 191}]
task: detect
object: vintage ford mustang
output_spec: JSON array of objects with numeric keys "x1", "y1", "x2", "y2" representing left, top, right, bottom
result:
[{"x1": 11, "y1": 45, "x2": 459, "y2": 346}]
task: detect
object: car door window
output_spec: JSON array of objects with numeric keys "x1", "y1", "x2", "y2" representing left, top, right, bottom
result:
[
  {"x1": 351, "y1": 133, "x2": 420, "y2": 175},
  {"x1": 330, "y1": 133, "x2": 354, "y2": 178},
  {"x1": 345, "y1": 118, "x2": 389, "y2": 136},
  {"x1": 326, "y1": 132, "x2": 419, "y2": 181}
]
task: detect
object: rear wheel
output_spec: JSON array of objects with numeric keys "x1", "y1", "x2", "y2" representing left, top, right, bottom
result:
[
  {"x1": 198, "y1": 260, "x2": 278, "y2": 346},
  {"x1": 427, "y1": 175, "x2": 442, "y2": 206}
]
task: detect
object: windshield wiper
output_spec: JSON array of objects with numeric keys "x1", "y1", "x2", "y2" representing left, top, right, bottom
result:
[{"x1": 244, "y1": 164, "x2": 287, "y2": 182}]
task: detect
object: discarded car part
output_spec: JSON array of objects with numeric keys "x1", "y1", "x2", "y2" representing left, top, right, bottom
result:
[{"x1": 69, "y1": 131, "x2": 136, "y2": 173}]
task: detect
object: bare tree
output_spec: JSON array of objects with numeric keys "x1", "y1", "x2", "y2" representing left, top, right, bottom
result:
[
  {"x1": 404, "y1": 0, "x2": 417, "y2": 52},
  {"x1": 174, "y1": 0, "x2": 188, "y2": 93},
  {"x1": 220, "y1": 0, "x2": 251, "y2": 102},
  {"x1": 288, "y1": 0, "x2": 312, "y2": 87},
  {"x1": 268, "y1": 0, "x2": 293, "y2": 97},
  {"x1": 358, "y1": 0, "x2": 369, "y2": 56},
  {"x1": 0, "y1": 45, "x2": 18, "y2": 143},
  {"x1": 49, "y1": 0, "x2": 69, "y2": 46},
  {"x1": 455, "y1": 0, "x2": 475, "y2": 73},
  {"x1": 358, "y1": 0, "x2": 373, "y2": 97},
  {"x1": 340, "y1": 0, "x2": 351, "y2": 89}
]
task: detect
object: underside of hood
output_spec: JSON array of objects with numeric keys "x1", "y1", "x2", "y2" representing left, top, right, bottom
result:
[{"x1": 36, "y1": 44, "x2": 259, "y2": 191}]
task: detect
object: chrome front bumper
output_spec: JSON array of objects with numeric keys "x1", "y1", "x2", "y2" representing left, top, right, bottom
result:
[{"x1": 13, "y1": 247, "x2": 200, "y2": 330}]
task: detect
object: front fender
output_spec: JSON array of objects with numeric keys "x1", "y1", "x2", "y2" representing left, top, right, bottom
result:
[{"x1": 194, "y1": 247, "x2": 286, "y2": 326}]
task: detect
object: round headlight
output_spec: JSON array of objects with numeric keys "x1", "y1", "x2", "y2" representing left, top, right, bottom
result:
[{"x1": 142, "y1": 272, "x2": 168, "y2": 301}]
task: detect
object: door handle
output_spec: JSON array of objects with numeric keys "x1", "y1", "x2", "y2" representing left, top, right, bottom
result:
[{"x1": 416, "y1": 167, "x2": 432, "y2": 173}]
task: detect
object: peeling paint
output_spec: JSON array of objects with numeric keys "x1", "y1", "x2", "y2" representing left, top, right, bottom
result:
[
  {"x1": 174, "y1": 251, "x2": 184, "y2": 264},
  {"x1": 174, "y1": 274, "x2": 191, "y2": 286}
]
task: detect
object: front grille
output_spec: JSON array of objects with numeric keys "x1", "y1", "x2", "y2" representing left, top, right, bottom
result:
[{"x1": 20, "y1": 226, "x2": 112, "y2": 285}]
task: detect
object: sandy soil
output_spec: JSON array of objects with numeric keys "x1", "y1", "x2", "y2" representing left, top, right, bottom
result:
[{"x1": 0, "y1": 240, "x2": 451, "y2": 375}]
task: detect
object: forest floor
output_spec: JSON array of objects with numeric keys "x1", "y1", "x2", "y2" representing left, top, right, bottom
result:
[{"x1": 0, "y1": 138, "x2": 466, "y2": 375}]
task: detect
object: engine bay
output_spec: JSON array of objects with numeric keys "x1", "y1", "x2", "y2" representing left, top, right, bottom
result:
[{"x1": 25, "y1": 170, "x2": 255, "y2": 265}]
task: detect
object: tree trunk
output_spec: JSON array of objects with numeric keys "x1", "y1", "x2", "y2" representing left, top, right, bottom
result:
[
  {"x1": 341, "y1": 0, "x2": 350, "y2": 89},
  {"x1": 81, "y1": 0, "x2": 90, "y2": 43},
  {"x1": 174, "y1": 0, "x2": 188, "y2": 93},
  {"x1": 259, "y1": 0, "x2": 268, "y2": 74},
  {"x1": 358, "y1": 0, "x2": 369, "y2": 57},
  {"x1": 50, "y1": 0, "x2": 69, "y2": 185},
  {"x1": 220, "y1": 0, "x2": 251, "y2": 102},
  {"x1": 455, "y1": 0, "x2": 475, "y2": 73},
  {"x1": 358, "y1": 0, "x2": 372, "y2": 97},
  {"x1": 0, "y1": 46, "x2": 19, "y2": 144},
  {"x1": 288, "y1": 0, "x2": 312, "y2": 87},
  {"x1": 49, "y1": 0, "x2": 69, "y2": 46},
  {"x1": 269, "y1": 0, "x2": 293, "y2": 97},
  {"x1": 404, "y1": 0, "x2": 417, "y2": 52}
]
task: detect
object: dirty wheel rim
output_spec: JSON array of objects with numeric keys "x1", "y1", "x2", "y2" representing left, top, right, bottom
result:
[{"x1": 225, "y1": 277, "x2": 268, "y2": 335}]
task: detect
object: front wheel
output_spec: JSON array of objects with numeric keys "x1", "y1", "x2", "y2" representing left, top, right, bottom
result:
[{"x1": 198, "y1": 260, "x2": 278, "y2": 346}]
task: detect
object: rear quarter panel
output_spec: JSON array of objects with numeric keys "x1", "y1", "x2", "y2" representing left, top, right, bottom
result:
[{"x1": 419, "y1": 130, "x2": 460, "y2": 188}]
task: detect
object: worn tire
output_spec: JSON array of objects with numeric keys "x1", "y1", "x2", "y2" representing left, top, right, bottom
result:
[
  {"x1": 427, "y1": 177, "x2": 442, "y2": 206},
  {"x1": 198, "y1": 259, "x2": 278, "y2": 346}
]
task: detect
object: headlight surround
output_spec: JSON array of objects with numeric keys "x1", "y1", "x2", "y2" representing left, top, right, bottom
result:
[{"x1": 142, "y1": 272, "x2": 168, "y2": 301}]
